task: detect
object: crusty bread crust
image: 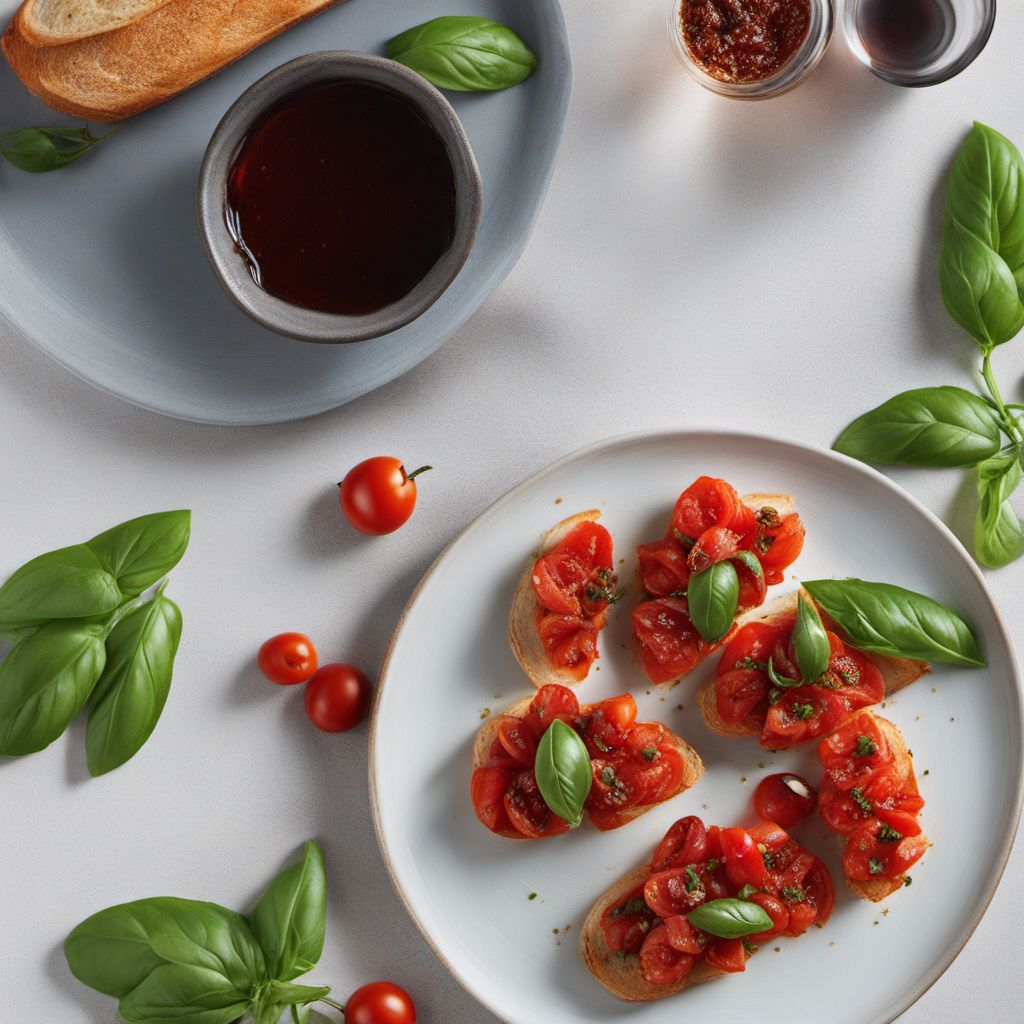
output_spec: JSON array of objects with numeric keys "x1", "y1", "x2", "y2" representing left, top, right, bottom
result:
[
  {"x1": 2, "y1": 0, "x2": 347, "y2": 122},
  {"x1": 19, "y1": 0, "x2": 177, "y2": 47},
  {"x1": 474, "y1": 694, "x2": 704, "y2": 837},
  {"x1": 581, "y1": 865, "x2": 739, "y2": 1001},
  {"x1": 740, "y1": 491, "x2": 795, "y2": 518},
  {"x1": 508, "y1": 510, "x2": 605, "y2": 689},
  {"x1": 844, "y1": 712, "x2": 927, "y2": 902},
  {"x1": 698, "y1": 589, "x2": 930, "y2": 743}
]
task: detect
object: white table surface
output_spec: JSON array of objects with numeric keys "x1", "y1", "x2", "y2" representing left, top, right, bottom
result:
[{"x1": 2, "y1": 2, "x2": 1022, "y2": 1021}]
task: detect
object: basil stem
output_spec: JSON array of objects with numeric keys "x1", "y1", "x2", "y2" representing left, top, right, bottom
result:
[{"x1": 534, "y1": 719, "x2": 592, "y2": 827}]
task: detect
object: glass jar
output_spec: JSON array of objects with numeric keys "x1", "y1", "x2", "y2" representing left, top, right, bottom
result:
[{"x1": 668, "y1": 0, "x2": 835, "y2": 100}]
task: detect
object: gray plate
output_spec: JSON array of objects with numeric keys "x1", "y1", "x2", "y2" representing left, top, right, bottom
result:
[{"x1": 0, "y1": 0, "x2": 571, "y2": 424}]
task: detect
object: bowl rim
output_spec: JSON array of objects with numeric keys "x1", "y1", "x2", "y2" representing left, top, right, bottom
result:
[{"x1": 197, "y1": 50, "x2": 484, "y2": 345}]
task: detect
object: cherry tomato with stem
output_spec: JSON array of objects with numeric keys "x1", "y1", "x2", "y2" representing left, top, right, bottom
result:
[
  {"x1": 305, "y1": 664, "x2": 372, "y2": 732},
  {"x1": 342, "y1": 981, "x2": 416, "y2": 1024},
  {"x1": 257, "y1": 633, "x2": 318, "y2": 685},
  {"x1": 339, "y1": 457, "x2": 432, "y2": 535},
  {"x1": 753, "y1": 772, "x2": 817, "y2": 827}
]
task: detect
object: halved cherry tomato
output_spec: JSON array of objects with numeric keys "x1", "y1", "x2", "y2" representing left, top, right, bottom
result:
[
  {"x1": 504, "y1": 769, "x2": 570, "y2": 839},
  {"x1": 597, "y1": 693, "x2": 638, "y2": 730},
  {"x1": 497, "y1": 717, "x2": 537, "y2": 766},
  {"x1": 470, "y1": 766, "x2": 514, "y2": 833},
  {"x1": 664, "y1": 915, "x2": 707, "y2": 954},
  {"x1": 532, "y1": 522, "x2": 614, "y2": 615},
  {"x1": 802, "y1": 856, "x2": 835, "y2": 923},
  {"x1": 762, "y1": 687, "x2": 847, "y2": 747},
  {"x1": 720, "y1": 826, "x2": 770, "y2": 890},
  {"x1": 644, "y1": 867, "x2": 708, "y2": 918},
  {"x1": 651, "y1": 815, "x2": 708, "y2": 871},
  {"x1": 339, "y1": 458, "x2": 430, "y2": 535},
  {"x1": 716, "y1": 668, "x2": 769, "y2": 725},
  {"x1": 746, "y1": 820, "x2": 791, "y2": 852},
  {"x1": 529, "y1": 684, "x2": 580, "y2": 730},
  {"x1": 734, "y1": 556, "x2": 768, "y2": 609},
  {"x1": 304, "y1": 664, "x2": 371, "y2": 732},
  {"x1": 257, "y1": 632, "x2": 318, "y2": 685},
  {"x1": 843, "y1": 823, "x2": 927, "y2": 881},
  {"x1": 687, "y1": 525, "x2": 740, "y2": 574},
  {"x1": 345, "y1": 981, "x2": 416, "y2": 1024},
  {"x1": 601, "y1": 884, "x2": 652, "y2": 953},
  {"x1": 753, "y1": 773, "x2": 816, "y2": 827},
  {"x1": 632, "y1": 597, "x2": 715, "y2": 684},
  {"x1": 536, "y1": 614, "x2": 598, "y2": 680},
  {"x1": 718, "y1": 620, "x2": 789, "y2": 676},
  {"x1": 637, "y1": 537, "x2": 691, "y2": 597},
  {"x1": 672, "y1": 477, "x2": 743, "y2": 539},
  {"x1": 640, "y1": 926, "x2": 695, "y2": 985},
  {"x1": 746, "y1": 892, "x2": 790, "y2": 942},
  {"x1": 756, "y1": 511, "x2": 805, "y2": 573},
  {"x1": 705, "y1": 937, "x2": 746, "y2": 973}
]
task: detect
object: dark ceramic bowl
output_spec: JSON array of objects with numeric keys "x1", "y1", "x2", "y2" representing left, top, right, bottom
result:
[{"x1": 198, "y1": 51, "x2": 484, "y2": 344}]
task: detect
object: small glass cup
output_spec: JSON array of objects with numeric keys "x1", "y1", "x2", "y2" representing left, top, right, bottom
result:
[
  {"x1": 668, "y1": 0, "x2": 834, "y2": 100},
  {"x1": 838, "y1": 0, "x2": 996, "y2": 87}
]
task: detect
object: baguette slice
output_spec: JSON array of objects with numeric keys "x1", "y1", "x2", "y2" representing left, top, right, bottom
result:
[
  {"x1": 18, "y1": 0, "x2": 176, "y2": 47},
  {"x1": 581, "y1": 865, "x2": 741, "y2": 1001},
  {"x1": 698, "y1": 588, "x2": 930, "y2": 741},
  {"x1": 474, "y1": 693, "x2": 704, "y2": 836},
  {"x1": 508, "y1": 510, "x2": 607, "y2": 689},
  {"x1": 842, "y1": 712, "x2": 927, "y2": 903},
  {"x1": 2, "y1": 0, "x2": 347, "y2": 122}
]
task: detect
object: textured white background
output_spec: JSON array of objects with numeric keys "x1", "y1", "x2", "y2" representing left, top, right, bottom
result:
[{"x1": 1, "y1": 2, "x2": 1022, "y2": 1021}]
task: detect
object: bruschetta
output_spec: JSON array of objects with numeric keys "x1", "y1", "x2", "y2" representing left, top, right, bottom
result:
[
  {"x1": 698, "y1": 589, "x2": 929, "y2": 748},
  {"x1": 470, "y1": 684, "x2": 703, "y2": 838},
  {"x1": 631, "y1": 477, "x2": 805, "y2": 685},
  {"x1": 582, "y1": 814, "x2": 834, "y2": 1000},
  {"x1": 817, "y1": 710, "x2": 927, "y2": 900},
  {"x1": 509, "y1": 511, "x2": 618, "y2": 688}
]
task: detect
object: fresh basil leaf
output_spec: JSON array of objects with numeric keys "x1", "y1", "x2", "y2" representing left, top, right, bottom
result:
[
  {"x1": 803, "y1": 579, "x2": 985, "y2": 667},
  {"x1": 64, "y1": 897, "x2": 266, "y2": 1001},
  {"x1": 975, "y1": 450, "x2": 1024, "y2": 567},
  {"x1": 387, "y1": 16, "x2": 537, "y2": 91},
  {"x1": 731, "y1": 549, "x2": 763, "y2": 578},
  {"x1": 0, "y1": 544, "x2": 122, "y2": 631},
  {"x1": 534, "y1": 719, "x2": 592, "y2": 827},
  {"x1": 793, "y1": 594, "x2": 831, "y2": 682},
  {"x1": 941, "y1": 122, "x2": 1024, "y2": 349},
  {"x1": 687, "y1": 898, "x2": 772, "y2": 939},
  {"x1": 251, "y1": 841, "x2": 326, "y2": 982},
  {"x1": 0, "y1": 621, "x2": 106, "y2": 755},
  {"x1": 87, "y1": 510, "x2": 191, "y2": 597},
  {"x1": 766, "y1": 656, "x2": 802, "y2": 688},
  {"x1": 687, "y1": 561, "x2": 739, "y2": 643},
  {"x1": 1, "y1": 125, "x2": 118, "y2": 173},
  {"x1": 85, "y1": 593, "x2": 182, "y2": 777},
  {"x1": 117, "y1": 963, "x2": 254, "y2": 1024},
  {"x1": 834, "y1": 386, "x2": 1003, "y2": 467}
]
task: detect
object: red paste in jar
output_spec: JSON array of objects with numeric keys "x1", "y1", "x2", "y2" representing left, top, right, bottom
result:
[{"x1": 680, "y1": 0, "x2": 812, "y2": 84}]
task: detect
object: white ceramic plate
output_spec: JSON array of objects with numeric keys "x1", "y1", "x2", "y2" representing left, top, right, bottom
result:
[
  {"x1": 0, "y1": 0, "x2": 570, "y2": 424},
  {"x1": 371, "y1": 430, "x2": 1022, "y2": 1024}
]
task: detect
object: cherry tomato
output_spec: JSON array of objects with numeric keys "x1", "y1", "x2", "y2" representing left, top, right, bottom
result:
[
  {"x1": 753, "y1": 773, "x2": 817, "y2": 827},
  {"x1": 339, "y1": 457, "x2": 431, "y2": 535},
  {"x1": 304, "y1": 664, "x2": 372, "y2": 732},
  {"x1": 345, "y1": 981, "x2": 416, "y2": 1024},
  {"x1": 257, "y1": 633, "x2": 318, "y2": 685},
  {"x1": 720, "y1": 826, "x2": 770, "y2": 889},
  {"x1": 640, "y1": 926, "x2": 696, "y2": 985}
]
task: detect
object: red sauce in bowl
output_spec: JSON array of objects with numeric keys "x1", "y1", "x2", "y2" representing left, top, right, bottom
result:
[
  {"x1": 226, "y1": 80, "x2": 457, "y2": 316},
  {"x1": 679, "y1": 0, "x2": 812, "y2": 83}
]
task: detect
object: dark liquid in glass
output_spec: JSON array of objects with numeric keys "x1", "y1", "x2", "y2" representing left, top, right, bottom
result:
[{"x1": 855, "y1": 0, "x2": 956, "y2": 69}]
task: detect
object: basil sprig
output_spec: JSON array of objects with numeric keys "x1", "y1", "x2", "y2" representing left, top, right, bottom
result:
[
  {"x1": 535, "y1": 719, "x2": 592, "y2": 827},
  {"x1": 835, "y1": 122, "x2": 1024, "y2": 568},
  {"x1": 688, "y1": 560, "x2": 739, "y2": 643},
  {"x1": 687, "y1": 898, "x2": 772, "y2": 939},
  {"x1": 65, "y1": 842, "x2": 330, "y2": 1024},
  {"x1": 803, "y1": 578, "x2": 984, "y2": 667},
  {"x1": 1, "y1": 125, "x2": 119, "y2": 173},
  {"x1": 0, "y1": 511, "x2": 190, "y2": 773},
  {"x1": 387, "y1": 16, "x2": 538, "y2": 92}
]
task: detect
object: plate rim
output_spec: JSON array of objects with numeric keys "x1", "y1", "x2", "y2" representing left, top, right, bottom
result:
[
  {"x1": 0, "y1": 0, "x2": 573, "y2": 426},
  {"x1": 368, "y1": 426, "x2": 1024, "y2": 1024}
]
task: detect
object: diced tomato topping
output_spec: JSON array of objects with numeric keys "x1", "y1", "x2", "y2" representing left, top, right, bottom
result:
[
  {"x1": 531, "y1": 522, "x2": 614, "y2": 678},
  {"x1": 762, "y1": 687, "x2": 848, "y2": 746},
  {"x1": 632, "y1": 597, "x2": 718, "y2": 684},
  {"x1": 729, "y1": 503, "x2": 759, "y2": 549},
  {"x1": 672, "y1": 477, "x2": 743, "y2": 540},
  {"x1": 597, "y1": 693, "x2": 638, "y2": 730},
  {"x1": 756, "y1": 511, "x2": 805, "y2": 573},
  {"x1": 843, "y1": 823, "x2": 928, "y2": 881},
  {"x1": 687, "y1": 525, "x2": 740, "y2": 574},
  {"x1": 705, "y1": 937, "x2": 746, "y2": 973},
  {"x1": 640, "y1": 926, "x2": 696, "y2": 985},
  {"x1": 637, "y1": 536, "x2": 691, "y2": 598},
  {"x1": 718, "y1": 620, "x2": 789, "y2": 675}
]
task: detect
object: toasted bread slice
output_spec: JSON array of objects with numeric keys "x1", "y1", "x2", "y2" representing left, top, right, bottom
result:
[
  {"x1": 698, "y1": 589, "x2": 930, "y2": 742},
  {"x1": 2, "y1": 0, "x2": 347, "y2": 122},
  {"x1": 508, "y1": 510, "x2": 606, "y2": 689},
  {"x1": 581, "y1": 865, "x2": 739, "y2": 1001},
  {"x1": 474, "y1": 694, "x2": 704, "y2": 836},
  {"x1": 844, "y1": 712, "x2": 927, "y2": 902},
  {"x1": 740, "y1": 491, "x2": 795, "y2": 518},
  {"x1": 18, "y1": 0, "x2": 176, "y2": 47}
]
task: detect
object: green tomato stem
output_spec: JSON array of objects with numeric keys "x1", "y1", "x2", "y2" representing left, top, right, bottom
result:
[{"x1": 405, "y1": 465, "x2": 433, "y2": 482}]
